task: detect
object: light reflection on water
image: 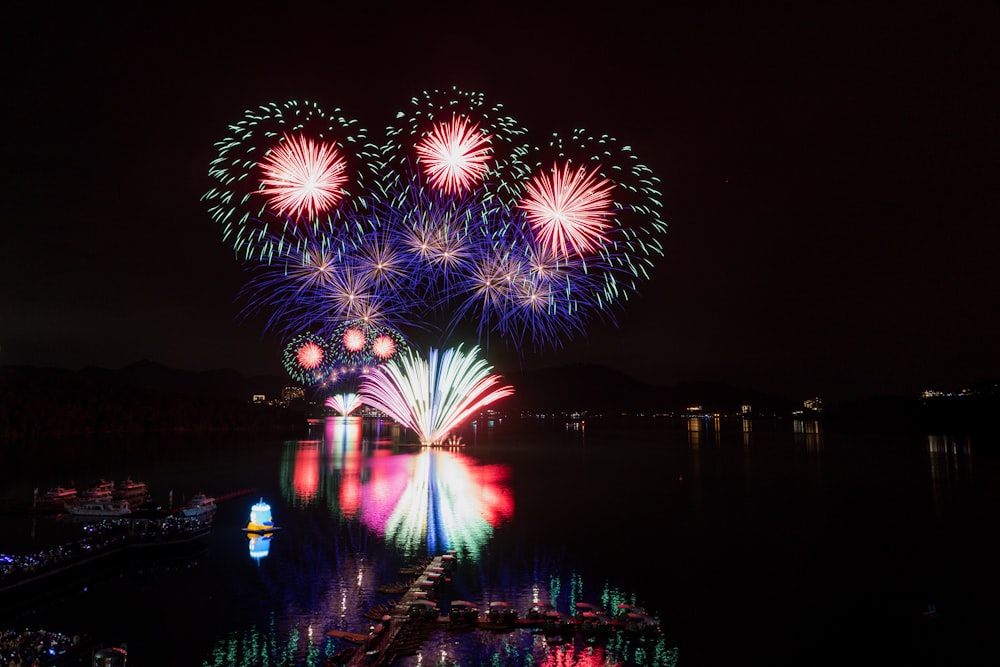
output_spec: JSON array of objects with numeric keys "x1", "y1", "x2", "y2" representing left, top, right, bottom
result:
[
  {"x1": 4, "y1": 417, "x2": 992, "y2": 667},
  {"x1": 219, "y1": 416, "x2": 678, "y2": 667}
]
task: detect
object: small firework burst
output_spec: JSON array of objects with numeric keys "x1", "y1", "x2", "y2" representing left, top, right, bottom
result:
[{"x1": 282, "y1": 332, "x2": 334, "y2": 385}]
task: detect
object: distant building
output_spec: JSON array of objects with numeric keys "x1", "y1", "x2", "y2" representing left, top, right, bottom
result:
[
  {"x1": 803, "y1": 397, "x2": 823, "y2": 412},
  {"x1": 252, "y1": 394, "x2": 266, "y2": 404},
  {"x1": 282, "y1": 386, "x2": 305, "y2": 401}
]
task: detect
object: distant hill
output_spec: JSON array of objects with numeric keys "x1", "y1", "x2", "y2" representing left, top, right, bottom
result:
[
  {"x1": 0, "y1": 361, "x2": 299, "y2": 440},
  {"x1": 78, "y1": 359, "x2": 287, "y2": 402}
]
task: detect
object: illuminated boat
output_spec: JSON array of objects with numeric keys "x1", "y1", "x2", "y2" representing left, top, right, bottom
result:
[
  {"x1": 244, "y1": 498, "x2": 280, "y2": 533},
  {"x1": 181, "y1": 492, "x2": 217, "y2": 517},
  {"x1": 79, "y1": 479, "x2": 115, "y2": 502},
  {"x1": 66, "y1": 499, "x2": 132, "y2": 517},
  {"x1": 33, "y1": 486, "x2": 78, "y2": 511},
  {"x1": 113, "y1": 478, "x2": 149, "y2": 502}
]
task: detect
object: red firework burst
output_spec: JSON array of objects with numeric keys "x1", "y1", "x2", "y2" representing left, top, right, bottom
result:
[
  {"x1": 296, "y1": 341, "x2": 325, "y2": 369},
  {"x1": 342, "y1": 327, "x2": 366, "y2": 352},
  {"x1": 371, "y1": 334, "x2": 397, "y2": 360},
  {"x1": 518, "y1": 162, "x2": 614, "y2": 257},
  {"x1": 414, "y1": 115, "x2": 492, "y2": 194},
  {"x1": 258, "y1": 133, "x2": 348, "y2": 220}
]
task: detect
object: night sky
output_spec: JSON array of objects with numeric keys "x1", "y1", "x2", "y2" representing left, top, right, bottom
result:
[{"x1": 3, "y1": 2, "x2": 997, "y2": 404}]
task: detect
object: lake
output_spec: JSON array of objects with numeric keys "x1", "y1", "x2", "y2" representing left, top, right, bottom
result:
[{"x1": 0, "y1": 415, "x2": 994, "y2": 666}]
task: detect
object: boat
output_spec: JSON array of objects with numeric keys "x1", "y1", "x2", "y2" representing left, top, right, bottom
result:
[
  {"x1": 243, "y1": 498, "x2": 280, "y2": 533},
  {"x1": 479, "y1": 601, "x2": 518, "y2": 628},
  {"x1": 541, "y1": 610, "x2": 576, "y2": 636},
  {"x1": 180, "y1": 493, "x2": 217, "y2": 517},
  {"x1": 33, "y1": 486, "x2": 78, "y2": 511},
  {"x1": 525, "y1": 601, "x2": 555, "y2": 621},
  {"x1": 576, "y1": 611, "x2": 615, "y2": 635},
  {"x1": 66, "y1": 499, "x2": 132, "y2": 517},
  {"x1": 376, "y1": 581, "x2": 411, "y2": 594},
  {"x1": 113, "y1": 478, "x2": 149, "y2": 502},
  {"x1": 406, "y1": 599, "x2": 440, "y2": 620},
  {"x1": 621, "y1": 612, "x2": 662, "y2": 636},
  {"x1": 79, "y1": 479, "x2": 115, "y2": 502},
  {"x1": 449, "y1": 600, "x2": 480, "y2": 624}
]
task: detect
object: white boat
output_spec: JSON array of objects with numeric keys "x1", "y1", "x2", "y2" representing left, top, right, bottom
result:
[
  {"x1": 66, "y1": 499, "x2": 132, "y2": 517},
  {"x1": 114, "y1": 478, "x2": 149, "y2": 501},
  {"x1": 181, "y1": 493, "x2": 217, "y2": 517}
]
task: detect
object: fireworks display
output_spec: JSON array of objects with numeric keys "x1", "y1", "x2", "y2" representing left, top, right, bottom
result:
[
  {"x1": 206, "y1": 87, "x2": 667, "y2": 359},
  {"x1": 206, "y1": 88, "x2": 667, "y2": 426}
]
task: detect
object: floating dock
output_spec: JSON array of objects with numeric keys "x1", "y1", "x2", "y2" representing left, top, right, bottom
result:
[{"x1": 340, "y1": 553, "x2": 456, "y2": 667}]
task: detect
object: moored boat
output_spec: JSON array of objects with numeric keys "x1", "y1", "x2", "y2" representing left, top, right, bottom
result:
[
  {"x1": 541, "y1": 610, "x2": 576, "y2": 636},
  {"x1": 66, "y1": 499, "x2": 132, "y2": 517},
  {"x1": 113, "y1": 478, "x2": 149, "y2": 502},
  {"x1": 33, "y1": 486, "x2": 78, "y2": 511},
  {"x1": 449, "y1": 600, "x2": 480, "y2": 624},
  {"x1": 576, "y1": 611, "x2": 615, "y2": 635},
  {"x1": 525, "y1": 601, "x2": 555, "y2": 621},
  {"x1": 79, "y1": 479, "x2": 115, "y2": 502},
  {"x1": 406, "y1": 599, "x2": 440, "y2": 620},
  {"x1": 621, "y1": 612, "x2": 662, "y2": 636},
  {"x1": 479, "y1": 601, "x2": 518, "y2": 628},
  {"x1": 180, "y1": 493, "x2": 217, "y2": 517}
]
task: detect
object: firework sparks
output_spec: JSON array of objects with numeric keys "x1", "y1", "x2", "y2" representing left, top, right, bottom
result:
[
  {"x1": 259, "y1": 133, "x2": 348, "y2": 221},
  {"x1": 282, "y1": 333, "x2": 334, "y2": 385},
  {"x1": 358, "y1": 345, "x2": 514, "y2": 446},
  {"x1": 414, "y1": 115, "x2": 492, "y2": 195},
  {"x1": 371, "y1": 334, "x2": 397, "y2": 360},
  {"x1": 518, "y1": 162, "x2": 614, "y2": 258},
  {"x1": 207, "y1": 89, "x2": 668, "y2": 369},
  {"x1": 325, "y1": 392, "x2": 363, "y2": 416}
]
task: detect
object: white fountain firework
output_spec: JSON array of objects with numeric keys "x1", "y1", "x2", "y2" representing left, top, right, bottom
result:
[{"x1": 358, "y1": 345, "x2": 514, "y2": 445}]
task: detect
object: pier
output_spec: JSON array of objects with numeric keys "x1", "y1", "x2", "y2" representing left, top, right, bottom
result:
[
  {"x1": 336, "y1": 553, "x2": 456, "y2": 667},
  {"x1": 326, "y1": 551, "x2": 663, "y2": 667}
]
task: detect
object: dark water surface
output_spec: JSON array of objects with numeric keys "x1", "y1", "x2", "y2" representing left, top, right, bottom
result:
[{"x1": 1, "y1": 416, "x2": 994, "y2": 666}]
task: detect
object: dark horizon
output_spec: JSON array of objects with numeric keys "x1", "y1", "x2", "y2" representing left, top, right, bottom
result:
[
  {"x1": 4, "y1": 356, "x2": 998, "y2": 411},
  {"x1": 3, "y1": 3, "x2": 996, "y2": 407}
]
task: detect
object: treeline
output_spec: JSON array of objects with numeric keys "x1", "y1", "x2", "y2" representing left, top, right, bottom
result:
[{"x1": 0, "y1": 366, "x2": 305, "y2": 440}]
